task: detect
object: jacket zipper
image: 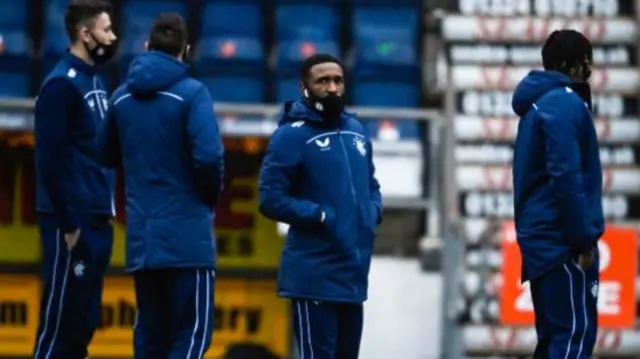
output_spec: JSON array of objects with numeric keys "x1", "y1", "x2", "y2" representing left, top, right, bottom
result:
[{"x1": 337, "y1": 129, "x2": 361, "y2": 267}]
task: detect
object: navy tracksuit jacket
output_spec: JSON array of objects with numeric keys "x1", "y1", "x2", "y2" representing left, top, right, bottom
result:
[
  {"x1": 33, "y1": 51, "x2": 115, "y2": 359},
  {"x1": 512, "y1": 70, "x2": 604, "y2": 359},
  {"x1": 95, "y1": 51, "x2": 224, "y2": 359},
  {"x1": 259, "y1": 100, "x2": 383, "y2": 359}
]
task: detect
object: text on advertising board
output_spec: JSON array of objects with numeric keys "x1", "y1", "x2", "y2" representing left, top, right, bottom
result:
[
  {"x1": 499, "y1": 222, "x2": 638, "y2": 328},
  {"x1": 0, "y1": 275, "x2": 290, "y2": 358},
  {"x1": 0, "y1": 158, "x2": 283, "y2": 270},
  {"x1": 0, "y1": 274, "x2": 39, "y2": 356}
]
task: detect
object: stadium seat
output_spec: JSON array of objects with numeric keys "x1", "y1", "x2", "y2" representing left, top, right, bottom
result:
[
  {"x1": 275, "y1": 76, "x2": 302, "y2": 103},
  {"x1": 195, "y1": 36, "x2": 264, "y2": 71},
  {"x1": 274, "y1": 2, "x2": 341, "y2": 71},
  {"x1": 121, "y1": 1, "x2": 188, "y2": 36},
  {"x1": 276, "y1": 3, "x2": 339, "y2": 42},
  {"x1": 0, "y1": 72, "x2": 31, "y2": 98},
  {"x1": 200, "y1": 74, "x2": 266, "y2": 103},
  {"x1": 200, "y1": 1, "x2": 262, "y2": 38},
  {"x1": 275, "y1": 40, "x2": 340, "y2": 72},
  {"x1": 0, "y1": 30, "x2": 33, "y2": 97},
  {"x1": 351, "y1": 5, "x2": 419, "y2": 69},
  {"x1": 352, "y1": 77, "x2": 421, "y2": 107},
  {"x1": 347, "y1": 0, "x2": 418, "y2": 4},
  {"x1": 41, "y1": 26, "x2": 68, "y2": 58},
  {"x1": 43, "y1": 0, "x2": 69, "y2": 30},
  {"x1": 0, "y1": 1, "x2": 28, "y2": 30}
]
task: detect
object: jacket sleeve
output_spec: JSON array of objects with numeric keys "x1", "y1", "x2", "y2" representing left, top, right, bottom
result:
[
  {"x1": 34, "y1": 78, "x2": 79, "y2": 233},
  {"x1": 367, "y1": 139, "x2": 383, "y2": 224},
  {"x1": 95, "y1": 96, "x2": 121, "y2": 168},
  {"x1": 258, "y1": 126, "x2": 323, "y2": 227},
  {"x1": 539, "y1": 94, "x2": 600, "y2": 251},
  {"x1": 187, "y1": 86, "x2": 225, "y2": 206}
]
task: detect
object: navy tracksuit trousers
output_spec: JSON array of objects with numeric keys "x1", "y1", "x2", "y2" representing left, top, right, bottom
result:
[
  {"x1": 33, "y1": 214, "x2": 113, "y2": 359},
  {"x1": 292, "y1": 299, "x2": 364, "y2": 359},
  {"x1": 133, "y1": 268, "x2": 215, "y2": 359},
  {"x1": 531, "y1": 256, "x2": 600, "y2": 359}
]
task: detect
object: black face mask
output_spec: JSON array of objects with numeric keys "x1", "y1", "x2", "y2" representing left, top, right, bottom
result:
[
  {"x1": 85, "y1": 33, "x2": 116, "y2": 65},
  {"x1": 305, "y1": 90, "x2": 345, "y2": 124}
]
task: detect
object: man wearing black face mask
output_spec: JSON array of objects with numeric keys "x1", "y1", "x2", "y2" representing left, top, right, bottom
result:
[
  {"x1": 259, "y1": 54, "x2": 383, "y2": 359},
  {"x1": 33, "y1": 1, "x2": 117, "y2": 359},
  {"x1": 511, "y1": 30, "x2": 603, "y2": 358}
]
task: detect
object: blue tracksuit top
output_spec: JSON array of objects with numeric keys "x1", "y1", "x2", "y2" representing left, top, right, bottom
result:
[
  {"x1": 95, "y1": 51, "x2": 224, "y2": 272},
  {"x1": 512, "y1": 70, "x2": 604, "y2": 281},
  {"x1": 259, "y1": 100, "x2": 383, "y2": 303},
  {"x1": 35, "y1": 51, "x2": 115, "y2": 232}
]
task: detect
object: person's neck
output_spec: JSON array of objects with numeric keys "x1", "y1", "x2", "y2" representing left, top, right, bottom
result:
[{"x1": 69, "y1": 44, "x2": 94, "y2": 66}]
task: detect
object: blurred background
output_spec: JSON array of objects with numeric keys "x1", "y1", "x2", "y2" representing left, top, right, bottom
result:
[{"x1": 0, "y1": 0, "x2": 639, "y2": 358}]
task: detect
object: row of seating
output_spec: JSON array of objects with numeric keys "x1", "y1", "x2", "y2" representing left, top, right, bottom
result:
[{"x1": 0, "y1": 0, "x2": 423, "y2": 106}]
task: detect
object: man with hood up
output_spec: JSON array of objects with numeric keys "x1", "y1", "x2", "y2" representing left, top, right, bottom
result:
[
  {"x1": 95, "y1": 13, "x2": 223, "y2": 359},
  {"x1": 258, "y1": 54, "x2": 383, "y2": 359},
  {"x1": 33, "y1": 1, "x2": 117, "y2": 358},
  {"x1": 511, "y1": 30, "x2": 604, "y2": 358}
]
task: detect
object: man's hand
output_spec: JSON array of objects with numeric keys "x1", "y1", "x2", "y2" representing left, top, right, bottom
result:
[
  {"x1": 64, "y1": 229, "x2": 81, "y2": 250},
  {"x1": 577, "y1": 250, "x2": 595, "y2": 270}
]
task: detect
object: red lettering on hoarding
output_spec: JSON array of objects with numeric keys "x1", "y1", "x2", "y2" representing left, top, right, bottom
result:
[
  {"x1": 480, "y1": 67, "x2": 511, "y2": 89},
  {"x1": 594, "y1": 119, "x2": 612, "y2": 140},
  {"x1": 488, "y1": 327, "x2": 518, "y2": 349},
  {"x1": 589, "y1": 69, "x2": 610, "y2": 92},
  {"x1": 483, "y1": 166, "x2": 511, "y2": 190},
  {"x1": 602, "y1": 168, "x2": 613, "y2": 191},
  {"x1": 481, "y1": 117, "x2": 513, "y2": 139}
]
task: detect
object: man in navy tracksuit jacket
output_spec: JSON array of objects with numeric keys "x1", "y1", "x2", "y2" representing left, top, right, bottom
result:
[
  {"x1": 33, "y1": 2, "x2": 117, "y2": 358},
  {"x1": 259, "y1": 54, "x2": 383, "y2": 359},
  {"x1": 512, "y1": 30, "x2": 604, "y2": 359},
  {"x1": 95, "y1": 14, "x2": 223, "y2": 359}
]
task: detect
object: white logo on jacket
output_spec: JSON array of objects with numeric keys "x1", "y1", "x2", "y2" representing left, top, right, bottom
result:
[
  {"x1": 354, "y1": 137, "x2": 367, "y2": 156},
  {"x1": 315, "y1": 137, "x2": 330, "y2": 148}
]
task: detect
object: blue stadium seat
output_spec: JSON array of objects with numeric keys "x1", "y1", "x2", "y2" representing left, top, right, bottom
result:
[
  {"x1": 200, "y1": 74, "x2": 266, "y2": 103},
  {"x1": 195, "y1": 36, "x2": 264, "y2": 71},
  {"x1": 43, "y1": 0, "x2": 69, "y2": 31},
  {"x1": 121, "y1": 1, "x2": 188, "y2": 36},
  {"x1": 0, "y1": 31, "x2": 31, "y2": 66},
  {"x1": 351, "y1": 6, "x2": 419, "y2": 70},
  {"x1": 0, "y1": 1, "x2": 28, "y2": 29},
  {"x1": 347, "y1": 0, "x2": 418, "y2": 4},
  {"x1": 117, "y1": 32, "x2": 149, "y2": 75},
  {"x1": 352, "y1": 78, "x2": 421, "y2": 107},
  {"x1": 200, "y1": 1, "x2": 262, "y2": 38},
  {"x1": 41, "y1": 26, "x2": 68, "y2": 58},
  {"x1": 276, "y1": 4, "x2": 339, "y2": 42},
  {"x1": 275, "y1": 76, "x2": 302, "y2": 103},
  {"x1": 275, "y1": 40, "x2": 340, "y2": 71},
  {"x1": 0, "y1": 30, "x2": 33, "y2": 96},
  {"x1": 274, "y1": 3, "x2": 341, "y2": 71},
  {"x1": 0, "y1": 72, "x2": 31, "y2": 98}
]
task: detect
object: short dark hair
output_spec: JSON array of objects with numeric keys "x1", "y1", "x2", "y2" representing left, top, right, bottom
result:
[
  {"x1": 300, "y1": 53, "x2": 343, "y2": 81},
  {"x1": 541, "y1": 29, "x2": 593, "y2": 74},
  {"x1": 148, "y1": 13, "x2": 188, "y2": 57},
  {"x1": 64, "y1": 0, "x2": 112, "y2": 42}
]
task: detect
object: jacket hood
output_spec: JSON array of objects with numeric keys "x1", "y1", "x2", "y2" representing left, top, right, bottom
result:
[
  {"x1": 125, "y1": 51, "x2": 188, "y2": 95},
  {"x1": 277, "y1": 99, "x2": 353, "y2": 126},
  {"x1": 512, "y1": 70, "x2": 572, "y2": 117}
]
